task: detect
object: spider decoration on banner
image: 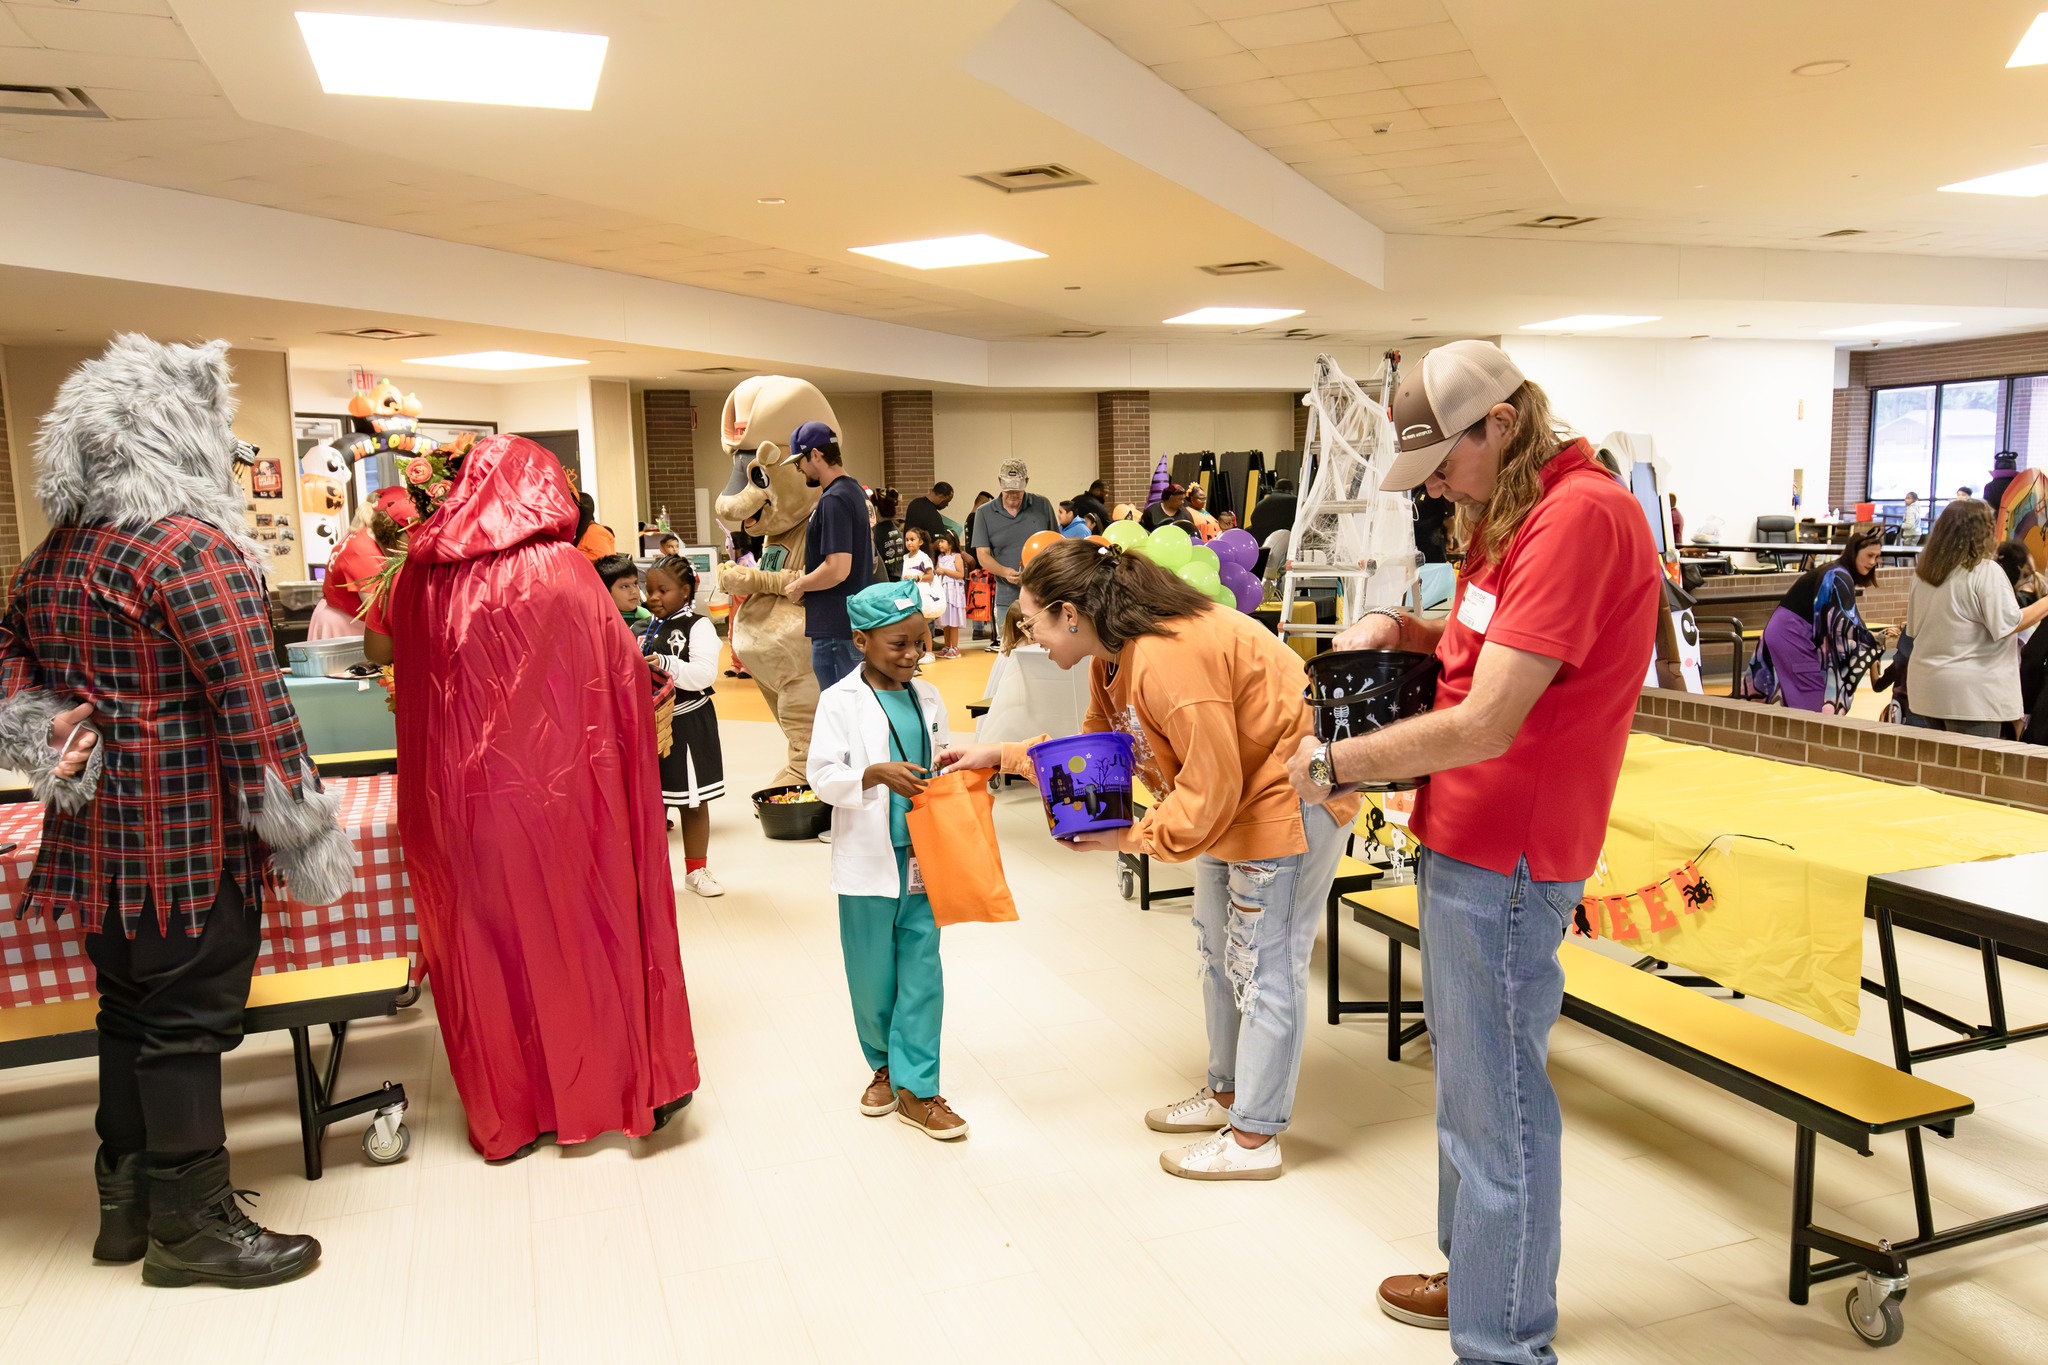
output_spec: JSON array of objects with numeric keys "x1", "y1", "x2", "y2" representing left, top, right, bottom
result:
[{"x1": 1572, "y1": 831, "x2": 1793, "y2": 939}]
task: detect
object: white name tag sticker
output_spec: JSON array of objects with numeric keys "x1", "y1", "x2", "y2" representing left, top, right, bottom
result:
[
  {"x1": 906, "y1": 856, "x2": 926, "y2": 894},
  {"x1": 1457, "y1": 584, "x2": 1498, "y2": 636}
]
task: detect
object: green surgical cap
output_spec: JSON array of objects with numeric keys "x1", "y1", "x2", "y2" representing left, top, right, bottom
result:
[{"x1": 848, "y1": 580, "x2": 923, "y2": 632}]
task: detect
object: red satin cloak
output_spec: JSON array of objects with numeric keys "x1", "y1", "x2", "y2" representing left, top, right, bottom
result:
[{"x1": 391, "y1": 435, "x2": 698, "y2": 1159}]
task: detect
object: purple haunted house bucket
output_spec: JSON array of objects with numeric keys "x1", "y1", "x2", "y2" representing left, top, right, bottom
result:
[{"x1": 1027, "y1": 731, "x2": 1137, "y2": 839}]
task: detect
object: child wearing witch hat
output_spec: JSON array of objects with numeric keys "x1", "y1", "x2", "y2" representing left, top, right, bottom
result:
[{"x1": 805, "y1": 580, "x2": 966, "y2": 1139}]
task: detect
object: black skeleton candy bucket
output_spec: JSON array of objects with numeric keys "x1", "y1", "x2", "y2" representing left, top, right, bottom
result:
[{"x1": 1302, "y1": 649, "x2": 1441, "y2": 792}]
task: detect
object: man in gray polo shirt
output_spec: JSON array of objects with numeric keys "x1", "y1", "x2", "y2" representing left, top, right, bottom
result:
[{"x1": 971, "y1": 458, "x2": 1057, "y2": 623}]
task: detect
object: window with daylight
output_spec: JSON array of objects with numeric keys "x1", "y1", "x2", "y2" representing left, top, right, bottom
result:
[{"x1": 1866, "y1": 377, "x2": 2024, "y2": 516}]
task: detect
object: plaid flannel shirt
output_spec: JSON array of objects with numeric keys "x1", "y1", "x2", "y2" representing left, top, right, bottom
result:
[{"x1": 0, "y1": 517, "x2": 320, "y2": 937}]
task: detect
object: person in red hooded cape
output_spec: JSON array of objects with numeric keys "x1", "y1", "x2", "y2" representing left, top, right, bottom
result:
[{"x1": 364, "y1": 434, "x2": 698, "y2": 1161}]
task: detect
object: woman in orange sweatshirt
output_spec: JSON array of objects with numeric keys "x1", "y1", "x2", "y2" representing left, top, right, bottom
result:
[{"x1": 939, "y1": 538, "x2": 1356, "y2": 1180}]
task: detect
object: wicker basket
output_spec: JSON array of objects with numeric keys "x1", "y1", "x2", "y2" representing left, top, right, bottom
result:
[{"x1": 652, "y1": 676, "x2": 676, "y2": 758}]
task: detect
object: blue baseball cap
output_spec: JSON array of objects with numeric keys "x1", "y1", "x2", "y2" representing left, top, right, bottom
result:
[{"x1": 791, "y1": 420, "x2": 837, "y2": 455}]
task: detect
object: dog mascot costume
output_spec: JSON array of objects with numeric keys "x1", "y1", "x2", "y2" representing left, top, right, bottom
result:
[
  {"x1": 0, "y1": 334, "x2": 354, "y2": 1289},
  {"x1": 714, "y1": 376, "x2": 838, "y2": 787}
]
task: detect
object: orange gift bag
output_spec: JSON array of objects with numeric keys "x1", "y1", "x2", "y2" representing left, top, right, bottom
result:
[{"x1": 906, "y1": 767, "x2": 1019, "y2": 927}]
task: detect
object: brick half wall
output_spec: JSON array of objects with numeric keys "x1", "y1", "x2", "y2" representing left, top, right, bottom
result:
[{"x1": 1635, "y1": 689, "x2": 2048, "y2": 811}]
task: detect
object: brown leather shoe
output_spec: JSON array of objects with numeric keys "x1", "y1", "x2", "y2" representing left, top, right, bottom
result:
[
  {"x1": 860, "y1": 1068, "x2": 894, "y2": 1117},
  {"x1": 895, "y1": 1089, "x2": 969, "y2": 1141},
  {"x1": 1377, "y1": 1271, "x2": 1449, "y2": 1329}
]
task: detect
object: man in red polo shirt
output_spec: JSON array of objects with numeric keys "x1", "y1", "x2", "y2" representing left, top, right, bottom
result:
[{"x1": 1288, "y1": 340, "x2": 1661, "y2": 1365}]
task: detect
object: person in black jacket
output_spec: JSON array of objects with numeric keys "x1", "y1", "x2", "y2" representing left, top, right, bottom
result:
[
  {"x1": 904, "y1": 482, "x2": 952, "y2": 544},
  {"x1": 1071, "y1": 479, "x2": 1109, "y2": 531},
  {"x1": 1248, "y1": 479, "x2": 1296, "y2": 546}
]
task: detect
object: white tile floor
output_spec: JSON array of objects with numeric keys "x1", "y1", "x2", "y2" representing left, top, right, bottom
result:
[{"x1": 3, "y1": 717, "x2": 2048, "y2": 1363}]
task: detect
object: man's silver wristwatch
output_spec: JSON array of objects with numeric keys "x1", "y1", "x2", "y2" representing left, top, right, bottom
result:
[{"x1": 1308, "y1": 743, "x2": 1335, "y2": 789}]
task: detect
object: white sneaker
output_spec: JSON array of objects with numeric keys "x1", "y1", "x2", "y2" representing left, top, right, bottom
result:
[
  {"x1": 1145, "y1": 1087, "x2": 1231, "y2": 1133},
  {"x1": 920, "y1": 652, "x2": 935, "y2": 664},
  {"x1": 684, "y1": 869, "x2": 725, "y2": 898},
  {"x1": 1160, "y1": 1127, "x2": 1282, "y2": 1181},
  {"x1": 817, "y1": 831, "x2": 833, "y2": 845}
]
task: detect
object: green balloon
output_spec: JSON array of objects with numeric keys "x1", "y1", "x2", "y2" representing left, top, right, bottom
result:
[
  {"x1": 1146, "y1": 524, "x2": 1194, "y2": 571},
  {"x1": 1176, "y1": 564, "x2": 1221, "y2": 594},
  {"x1": 1103, "y1": 519, "x2": 1146, "y2": 549},
  {"x1": 1207, "y1": 583, "x2": 1236, "y2": 607},
  {"x1": 1186, "y1": 545, "x2": 1220, "y2": 576}
]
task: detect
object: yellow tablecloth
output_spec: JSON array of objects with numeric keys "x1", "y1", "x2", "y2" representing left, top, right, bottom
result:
[{"x1": 1590, "y1": 734, "x2": 2048, "y2": 1032}]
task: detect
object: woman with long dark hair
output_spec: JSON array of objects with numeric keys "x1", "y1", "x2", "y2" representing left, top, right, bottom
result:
[
  {"x1": 1739, "y1": 529, "x2": 1886, "y2": 713},
  {"x1": 1907, "y1": 499, "x2": 2048, "y2": 736},
  {"x1": 936, "y1": 538, "x2": 1352, "y2": 1182}
]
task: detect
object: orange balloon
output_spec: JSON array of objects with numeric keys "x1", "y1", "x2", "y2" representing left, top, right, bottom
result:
[
  {"x1": 1021, "y1": 530, "x2": 1065, "y2": 565},
  {"x1": 1086, "y1": 535, "x2": 1110, "y2": 546}
]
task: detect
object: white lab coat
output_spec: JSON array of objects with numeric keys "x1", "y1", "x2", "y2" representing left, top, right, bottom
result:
[{"x1": 807, "y1": 670, "x2": 950, "y2": 897}]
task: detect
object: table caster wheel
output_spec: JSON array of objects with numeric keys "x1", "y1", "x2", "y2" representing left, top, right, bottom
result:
[
  {"x1": 1845, "y1": 1274, "x2": 1906, "y2": 1347},
  {"x1": 363, "y1": 1106, "x2": 411, "y2": 1165},
  {"x1": 1118, "y1": 865, "x2": 1136, "y2": 901}
]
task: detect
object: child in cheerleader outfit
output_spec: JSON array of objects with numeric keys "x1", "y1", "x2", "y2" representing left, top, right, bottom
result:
[
  {"x1": 641, "y1": 555, "x2": 725, "y2": 898},
  {"x1": 807, "y1": 580, "x2": 966, "y2": 1140},
  {"x1": 931, "y1": 530, "x2": 967, "y2": 659}
]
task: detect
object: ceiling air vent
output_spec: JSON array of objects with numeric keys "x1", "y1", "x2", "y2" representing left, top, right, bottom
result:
[
  {"x1": 966, "y1": 163, "x2": 1094, "y2": 194},
  {"x1": 1515, "y1": 214, "x2": 1599, "y2": 230},
  {"x1": 1278, "y1": 328, "x2": 1328, "y2": 341},
  {"x1": 321, "y1": 327, "x2": 432, "y2": 342},
  {"x1": 1820, "y1": 228, "x2": 1866, "y2": 238},
  {"x1": 1053, "y1": 329, "x2": 1104, "y2": 338},
  {"x1": 0, "y1": 85, "x2": 108, "y2": 119},
  {"x1": 1199, "y1": 260, "x2": 1280, "y2": 276}
]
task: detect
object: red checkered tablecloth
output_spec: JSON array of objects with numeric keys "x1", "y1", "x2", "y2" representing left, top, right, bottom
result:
[{"x1": 0, "y1": 774, "x2": 415, "y2": 1010}]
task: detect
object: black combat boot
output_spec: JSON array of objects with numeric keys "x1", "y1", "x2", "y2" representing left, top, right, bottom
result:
[
  {"x1": 92, "y1": 1146, "x2": 149, "y2": 1263},
  {"x1": 141, "y1": 1150, "x2": 321, "y2": 1289}
]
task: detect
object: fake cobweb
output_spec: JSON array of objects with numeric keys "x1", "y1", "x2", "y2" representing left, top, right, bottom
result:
[{"x1": 1292, "y1": 353, "x2": 1418, "y2": 612}]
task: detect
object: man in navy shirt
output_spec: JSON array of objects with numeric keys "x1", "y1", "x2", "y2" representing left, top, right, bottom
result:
[{"x1": 783, "y1": 421, "x2": 873, "y2": 689}]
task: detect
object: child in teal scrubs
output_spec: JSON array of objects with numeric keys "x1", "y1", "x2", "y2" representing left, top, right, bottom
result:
[{"x1": 806, "y1": 582, "x2": 966, "y2": 1140}]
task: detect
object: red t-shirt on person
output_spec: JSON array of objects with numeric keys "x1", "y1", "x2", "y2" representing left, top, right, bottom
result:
[{"x1": 1409, "y1": 440, "x2": 1662, "y2": 883}]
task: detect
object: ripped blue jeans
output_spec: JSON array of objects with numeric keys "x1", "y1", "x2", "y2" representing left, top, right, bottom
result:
[{"x1": 1190, "y1": 802, "x2": 1346, "y2": 1136}]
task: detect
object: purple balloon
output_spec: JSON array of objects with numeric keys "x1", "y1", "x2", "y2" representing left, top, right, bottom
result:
[
  {"x1": 1212, "y1": 528, "x2": 1260, "y2": 571},
  {"x1": 1218, "y1": 563, "x2": 1258, "y2": 592},
  {"x1": 1231, "y1": 575, "x2": 1262, "y2": 613}
]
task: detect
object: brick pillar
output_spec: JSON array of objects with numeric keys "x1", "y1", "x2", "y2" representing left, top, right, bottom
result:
[
  {"x1": 0, "y1": 378, "x2": 20, "y2": 595},
  {"x1": 1292, "y1": 391, "x2": 1309, "y2": 454},
  {"x1": 881, "y1": 390, "x2": 934, "y2": 494},
  {"x1": 641, "y1": 389, "x2": 696, "y2": 541},
  {"x1": 1097, "y1": 390, "x2": 1151, "y2": 508}
]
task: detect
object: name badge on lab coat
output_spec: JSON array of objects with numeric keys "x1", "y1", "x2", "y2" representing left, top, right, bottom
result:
[
  {"x1": 906, "y1": 856, "x2": 926, "y2": 894},
  {"x1": 1457, "y1": 584, "x2": 1498, "y2": 636}
]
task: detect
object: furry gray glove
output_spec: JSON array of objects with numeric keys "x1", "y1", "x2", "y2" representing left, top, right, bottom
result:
[
  {"x1": 0, "y1": 688, "x2": 105, "y2": 814},
  {"x1": 245, "y1": 762, "x2": 357, "y2": 906}
]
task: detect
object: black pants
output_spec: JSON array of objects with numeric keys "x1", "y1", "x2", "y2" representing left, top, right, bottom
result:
[{"x1": 85, "y1": 878, "x2": 261, "y2": 1158}]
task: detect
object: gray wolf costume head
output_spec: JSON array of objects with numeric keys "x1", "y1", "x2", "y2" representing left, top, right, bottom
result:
[{"x1": 34, "y1": 333, "x2": 259, "y2": 559}]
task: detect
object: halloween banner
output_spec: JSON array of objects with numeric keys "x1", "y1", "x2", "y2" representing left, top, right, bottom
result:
[{"x1": 1574, "y1": 857, "x2": 1716, "y2": 941}]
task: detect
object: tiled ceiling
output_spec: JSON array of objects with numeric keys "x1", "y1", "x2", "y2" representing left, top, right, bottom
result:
[
  {"x1": 1057, "y1": 0, "x2": 2048, "y2": 258},
  {"x1": 0, "y1": 0, "x2": 1078, "y2": 339},
  {"x1": 1057, "y1": 0, "x2": 1562, "y2": 235}
]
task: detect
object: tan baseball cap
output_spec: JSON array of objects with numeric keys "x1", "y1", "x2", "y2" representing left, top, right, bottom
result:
[{"x1": 1384, "y1": 340, "x2": 1527, "y2": 492}]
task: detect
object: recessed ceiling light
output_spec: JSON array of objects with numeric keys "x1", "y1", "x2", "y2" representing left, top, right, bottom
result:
[
  {"x1": 1815, "y1": 321, "x2": 1959, "y2": 338},
  {"x1": 757, "y1": 197, "x2": 785, "y2": 205},
  {"x1": 1939, "y1": 161, "x2": 2048, "y2": 196},
  {"x1": 1520, "y1": 314, "x2": 1660, "y2": 331},
  {"x1": 848, "y1": 234, "x2": 1045, "y2": 269},
  {"x1": 403, "y1": 351, "x2": 588, "y2": 370},
  {"x1": 295, "y1": 13, "x2": 608, "y2": 110},
  {"x1": 1163, "y1": 307, "x2": 1304, "y2": 325},
  {"x1": 2010, "y1": 14, "x2": 2048, "y2": 66}
]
